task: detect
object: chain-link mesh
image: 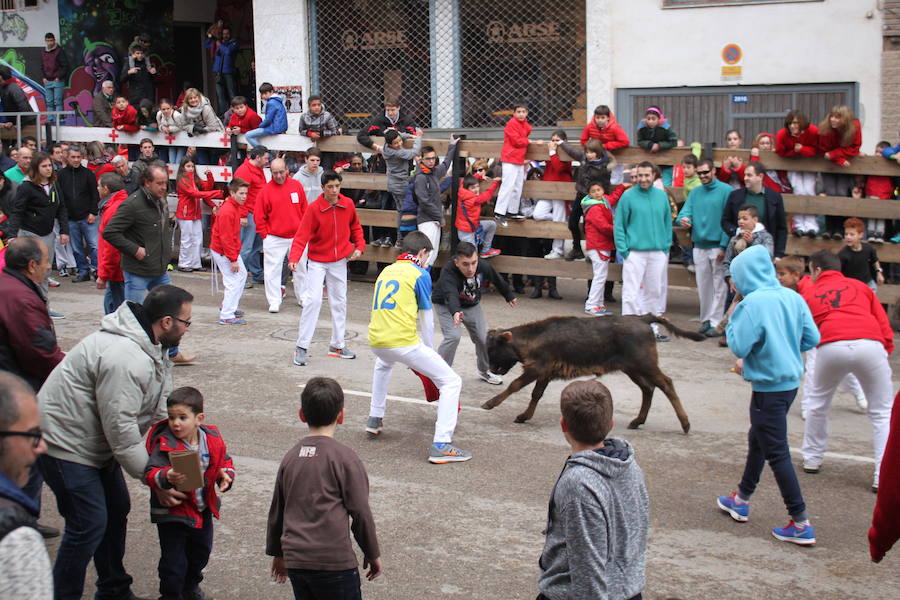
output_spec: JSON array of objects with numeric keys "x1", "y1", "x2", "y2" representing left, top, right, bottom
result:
[{"x1": 311, "y1": 0, "x2": 585, "y2": 130}]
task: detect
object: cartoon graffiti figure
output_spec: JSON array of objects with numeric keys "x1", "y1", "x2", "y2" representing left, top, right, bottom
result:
[
  {"x1": 0, "y1": 12, "x2": 28, "y2": 42},
  {"x1": 815, "y1": 287, "x2": 848, "y2": 309},
  {"x1": 83, "y1": 38, "x2": 120, "y2": 93}
]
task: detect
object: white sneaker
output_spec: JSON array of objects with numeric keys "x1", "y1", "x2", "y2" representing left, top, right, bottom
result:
[
  {"x1": 479, "y1": 371, "x2": 503, "y2": 385},
  {"x1": 855, "y1": 393, "x2": 868, "y2": 413},
  {"x1": 802, "y1": 460, "x2": 821, "y2": 474},
  {"x1": 543, "y1": 250, "x2": 565, "y2": 260},
  {"x1": 268, "y1": 304, "x2": 280, "y2": 313}
]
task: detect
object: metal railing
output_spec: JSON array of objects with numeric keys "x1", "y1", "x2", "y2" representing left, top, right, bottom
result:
[{"x1": 0, "y1": 111, "x2": 76, "y2": 149}]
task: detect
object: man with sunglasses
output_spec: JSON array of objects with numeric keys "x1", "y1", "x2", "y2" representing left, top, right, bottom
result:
[
  {"x1": 37, "y1": 284, "x2": 194, "y2": 600},
  {"x1": 0, "y1": 372, "x2": 52, "y2": 598},
  {"x1": 677, "y1": 157, "x2": 732, "y2": 336}
]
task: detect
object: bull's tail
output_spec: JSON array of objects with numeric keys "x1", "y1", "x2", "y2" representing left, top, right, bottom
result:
[{"x1": 639, "y1": 314, "x2": 706, "y2": 341}]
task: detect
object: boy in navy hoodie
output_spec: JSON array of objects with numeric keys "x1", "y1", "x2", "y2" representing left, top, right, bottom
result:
[
  {"x1": 245, "y1": 82, "x2": 287, "y2": 148},
  {"x1": 717, "y1": 245, "x2": 820, "y2": 546}
]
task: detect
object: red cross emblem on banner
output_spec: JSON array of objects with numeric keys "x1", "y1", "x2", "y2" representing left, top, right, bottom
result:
[
  {"x1": 220, "y1": 133, "x2": 232, "y2": 147},
  {"x1": 108, "y1": 129, "x2": 119, "y2": 142},
  {"x1": 219, "y1": 167, "x2": 232, "y2": 180},
  {"x1": 167, "y1": 165, "x2": 174, "y2": 176},
  {"x1": 165, "y1": 133, "x2": 177, "y2": 145}
]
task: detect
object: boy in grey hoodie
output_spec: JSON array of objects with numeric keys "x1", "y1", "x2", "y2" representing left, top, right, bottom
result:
[{"x1": 538, "y1": 379, "x2": 648, "y2": 600}]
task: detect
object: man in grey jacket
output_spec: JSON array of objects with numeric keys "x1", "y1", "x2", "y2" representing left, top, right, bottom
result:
[
  {"x1": 538, "y1": 379, "x2": 649, "y2": 600},
  {"x1": 37, "y1": 284, "x2": 193, "y2": 600},
  {"x1": 414, "y1": 134, "x2": 458, "y2": 267}
]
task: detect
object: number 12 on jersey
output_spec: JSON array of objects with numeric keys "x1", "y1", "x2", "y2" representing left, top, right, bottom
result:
[{"x1": 372, "y1": 279, "x2": 400, "y2": 310}]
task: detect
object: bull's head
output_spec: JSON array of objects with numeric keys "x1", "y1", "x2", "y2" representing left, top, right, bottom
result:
[{"x1": 486, "y1": 330, "x2": 518, "y2": 375}]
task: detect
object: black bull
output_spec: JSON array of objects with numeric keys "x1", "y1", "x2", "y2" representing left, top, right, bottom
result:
[{"x1": 483, "y1": 315, "x2": 705, "y2": 433}]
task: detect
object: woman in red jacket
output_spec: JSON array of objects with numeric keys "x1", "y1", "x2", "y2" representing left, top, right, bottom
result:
[
  {"x1": 819, "y1": 105, "x2": 862, "y2": 239},
  {"x1": 175, "y1": 156, "x2": 223, "y2": 272},
  {"x1": 776, "y1": 110, "x2": 819, "y2": 236}
]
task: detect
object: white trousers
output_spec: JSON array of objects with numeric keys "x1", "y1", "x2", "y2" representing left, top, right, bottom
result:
[
  {"x1": 533, "y1": 199, "x2": 566, "y2": 254},
  {"x1": 622, "y1": 251, "x2": 668, "y2": 318},
  {"x1": 801, "y1": 347, "x2": 863, "y2": 416},
  {"x1": 801, "y1": 339, "x2": 894, "y2": 480},
  {"x1": 585, "y1": 250, "x2": 611, "y2": 309},
  {"x1": 787, "y1": 171, "x2": 818, "y2": 232},
  {"x1": 211, "y1": 250, "x2": 247, "y2": 319},
  {"x1": 53, "y1": 221, "x2": 76, "y2": 269},
  {"x1": 693, "y1": 247, "x2": 727, "y2": 327},
  {"x1": 177, "y1": 219, "x2": 203, "y2": 269},
  {"x1": 494, "y1": 162, "x2": 526, "y2": 216},
  {"x1": 263, "y1": 235, "x2": 304, "y2": 308},
  {"x1": 369, "y1": 343, "x2": 462, "y2": 443},
  {"x1": 417, "y1": 221, "x2": 441, "y2": 267},
  {"x1": 295, "y1": 259, "x2": 347, "y2": 350}
]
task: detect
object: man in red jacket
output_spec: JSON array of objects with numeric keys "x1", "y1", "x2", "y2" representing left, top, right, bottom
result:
[
  {"x1": 95, "y1": 173, "x2": 129, "y2": 314},
  {"x1": 234, "y1": 145, "x2": 269, "y2": 286},
  {"x1": 800, "y1": 250, "x2": 894, "y2": 493},
  {"x1": 288, "y1": 171, "x2": 365, "y2": 366},
  {"x1": 210, "y1": 179, "x2": 250, "y2": 324},
  {"x1": 256, "y1": 158, "x2": 307, "y2": 313}
]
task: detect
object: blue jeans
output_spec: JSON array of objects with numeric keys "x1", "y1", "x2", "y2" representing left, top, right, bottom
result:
[
  {"x1": 68, "y1": 218, "x2": 99, "y2": 276},
  {"x1": 288, "y1": 568, "x2": 361, "y2": 600},
  {"x1": 244, "y1": 127, "x2": 269, "y2": 148},
  {"x1": 22, "y1": 465, "x2": 43, "y2": 514},
  {"x1": 124, "y1": 271, "x2": 177, "y2": 357},
  {"x1": 215, "y1": 72, "x2": 236, "y2": 115},
  {"x1": 45, "y1": 80, "x2": 65, "y2": 117},
  {"x1": 240, "y1": 213, "x2": 263, "y2": 281},
  {"x1": 39, "y1": 455, "x2": 134, "y2": 600},
  {"x1": 738, "y1": 388, "x2": 808, "y2": 521},
  {"x1": 103, "y1": 280, "x2": 125, "y2": 314},
  {"x1": 161, "y1": 146, "x2": 187, "y2": 166}
]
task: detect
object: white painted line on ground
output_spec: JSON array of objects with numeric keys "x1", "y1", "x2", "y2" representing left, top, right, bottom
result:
[
  {"x1": 297, "y1": 384, "x2": 483, "y2": 412},
  {"x1": 789, "y1": 447, "x2": 875, "y2": 464}
]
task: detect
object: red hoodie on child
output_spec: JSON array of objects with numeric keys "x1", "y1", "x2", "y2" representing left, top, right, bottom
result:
[
  {"x1": 579, "y1": 112, "x2": 630, "y2": 150},
  {"x1": 819, "y1": 119, "x2": 862, "y2": 166},
  {"x1": 227, "y1": 108, "x2": 262, "y2": 133},
  {"x1": 456, "y1": 179, "x2": 501, "y2": 233},
  {"x1": 584, "y1": 185, "x2": 628, "y2": 253},
  {"x1": 111, "y1": 104, "x2": 139, "y2": 132},
  {"x1": 775, "y1": 125, "x2": 819, "y2": 158},
  {"x1": 500, "y1": 116, "x2": 532, "y2": 165},
  {"x1": 176, "y1": 171, "x2": 224, "y2": 220},
  {"x1": 210, "y1": 196, "x2": 244, "y2": 262}
]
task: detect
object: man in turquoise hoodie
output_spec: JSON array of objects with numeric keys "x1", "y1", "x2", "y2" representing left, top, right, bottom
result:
[
  {"x1": 677, "y1": 158, "x2": 731, "y2": 337},
  {"x1": 717, "y1": 245, "x2": 821, "y2": 546},
  {"x1": 613, "y1": 161, "x2": 672, "y2": 341}
]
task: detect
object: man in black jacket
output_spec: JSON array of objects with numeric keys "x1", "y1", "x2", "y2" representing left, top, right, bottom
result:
[
  {"x1": 721, "y1": 162, "x2": 788, "y2": 259},
  {"x1": 56, "y1": 145, "x2": 100, "y2": 282},
  {"x1": 0, "y1": 66, "x2": 35, "y2": 128},
  {"x1": 433, "y1": 241, "x2": 517, "y2": 385}
]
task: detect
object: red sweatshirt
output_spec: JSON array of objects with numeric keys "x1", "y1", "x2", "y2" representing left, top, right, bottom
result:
[
  {"x1": 111, "y1": 104, "x2": 139, "y2": 132},
  {"x1": 870, "y1": 390, "x2": 900, "y2": 562},
  {"x1": 176, "y1": 172, "x2": 223, "y2": 220},
  {"x1": 227, "y1": 108, "x2": 262, "y2": 133},
  {"x1": 819, "y1": 119, "x2": 862, "y2": 166},
  {"x1": 579, "y1": 112, "x2": 630, "y2": 150},
  {"x1": 543, "y1": 153, "x2": 573, "y2": 182},
  {"x1": 749, "y1": 155, "x2": 792, "y2": 194},
  {"x1": 97, "y1": 190, "x2": 129, "y2": 282},
  {"x1": 500, "y1": 116, "x2": 531, "y2": 164},
  {"x1": 233, "y1": 158, "x2": 267, "y2": 217},
  {"x1": 255, "y1": 178, "x2": 307, "y2": 239},
  {"x1": 775, "y1": 125, "x2": 819, "y2": 158},
  {"x1": 865, "y1": 175, "x2": 895, "y2": 199},
  {"x1": 717, "y1": 161, "x2": 746, "y2": 187},
  {"x1": 210, "y1": 197, "x2": 243, "y2": 261},
  {"x1": 800, "y1": 270, "x2": 894, "y2": 354},
  {"x1": 288, "y1": 194, "x2": 365, "y2": 264},
  {"x1": 456, "y1": 179, "x2": 500, "y2": 233},
  {"x1": 584, "y1": 185, "x2": 627, "y2": 252}
]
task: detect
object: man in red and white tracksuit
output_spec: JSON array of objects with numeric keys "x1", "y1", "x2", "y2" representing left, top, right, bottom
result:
[
  {"x1": 799, "y1": 250, "x2": 895, "y2": 492},
  {"x1": 210, "y1": 179, "x2": 250, "y2": 323},
  {"x1": 255, "y1": 158, "x2": 306, "y2": 313},
  {"x1": 288, "y1": 171, "x2": 365, "y2": 366}
]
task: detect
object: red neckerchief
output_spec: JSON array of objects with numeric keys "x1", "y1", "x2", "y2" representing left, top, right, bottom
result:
[{"x1": 397, "y1": 252, "x2": 421, "y2": 266}]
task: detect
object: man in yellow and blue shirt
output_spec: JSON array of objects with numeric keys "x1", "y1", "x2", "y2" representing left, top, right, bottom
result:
[{"x1": 366, "y1": 231, "x2": 470, "y2": 464}]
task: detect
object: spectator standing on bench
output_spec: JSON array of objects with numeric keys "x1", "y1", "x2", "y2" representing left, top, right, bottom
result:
[
  {"x1": 494, "y1": 103, "x2": 538, "y2": 227},
  {"x1": 371, "y1": 127, "x2": 423, "y2": 247},
  {"x1": 775, "y1": 110, "x2": 819, "y2": 236},
  {"x1": 535, "y1": 130, "x2": 573, "y2": 260},
  {"x1": 41, "y1": 33, "x2": 69, "y2": 123},
  {"x1": 245, "y1": 83, "x2": 287, "y2": 149},
  {"x1": 298, "y1": 95, "x2": 341, "y2": 169},
  {"x1": 819, "y1": 105, "x2": 862, "y2": 239},
  {"x1": 414, "y1": 135, "x2": 459, "y2": 267},
  {"x1": 120, "y1": 42, "x2": 156, "y2": 107},
  {"x1": 208, "y1": 26, "x2": 238, "y2": 114}
]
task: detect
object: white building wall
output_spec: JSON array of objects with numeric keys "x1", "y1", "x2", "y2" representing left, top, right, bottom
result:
[
  {"x1": 252, "y1": 0, "x2": 311, "y2": 133},
  {"x1": 587, "y1": 0, "x2": 883, "y2": 145}
]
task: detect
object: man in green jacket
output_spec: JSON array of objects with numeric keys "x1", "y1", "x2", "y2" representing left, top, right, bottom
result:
[
  {"x1": 677, "y1": 158, "x2": 732, "y2": 337},
  {"x1": 614, "y1": 161, "x2": 673, "y2": 342}
]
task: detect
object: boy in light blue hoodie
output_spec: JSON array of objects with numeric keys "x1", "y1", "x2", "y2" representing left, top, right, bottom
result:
[
  {"x1": 245, "y1": 82, "x2": 287, "y2": 148},
  {"x1": 716, "y1": 245, "x2": 820, "y2": 546}
]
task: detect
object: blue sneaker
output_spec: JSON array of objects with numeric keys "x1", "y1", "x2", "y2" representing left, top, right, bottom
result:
[
  {"x1": 772, "y1": 520, "x2": 816, "y2": 546},
  {"x1": 716, "y1": 492, "x2": 749, "y2": 522}
]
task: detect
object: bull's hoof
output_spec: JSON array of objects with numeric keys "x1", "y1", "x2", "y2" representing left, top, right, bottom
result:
[
  {"x1": 681, "y1": 422, "x2": 691, "y2": 434},
  {"x1": 627, "y1": 418, "x2": 643, "y2": 430},
  {"x1": 481, "y1": 400, "x2": 497, "y2": 410},
  {"x1": 513, "y1": 414, "x2": 530, "y2": 423}
]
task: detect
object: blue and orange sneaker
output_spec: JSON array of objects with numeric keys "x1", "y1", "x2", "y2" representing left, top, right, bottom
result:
[
  {"x1": 716, "y1": 492, "x2": 749, "y2": 522},
  {"x1": 428, "y1": 443, "x2": 472, "y2": 464},
  {"x1": 772, "y1": 520, "x2": 816, "y2": 546}
]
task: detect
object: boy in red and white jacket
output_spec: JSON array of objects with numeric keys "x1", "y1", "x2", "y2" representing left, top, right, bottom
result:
[
  {"x1": 582, "y1": 179, "x2": 629, "y2": 316},
  {"x1": 145, "y1": 387, "x2": 235, "y2": 600},
  {"x1": 288, "y1": 171, "x2": 365, "y2": 366},
  {"x1": 255, "y1": 158, "x2": 307, "y2": 312},
  {"x1": 494, "y1": 103, "x2": 538, "y2": 225},
  {"x1": 96, "y1": 173, "x2": 129, "y2": 314},
  {"x1": 456, "y1": 174, "x2": 501, "y2": 258},
  {"x1": 579, "y1": 105, "x2": 630, "y2": 150},
  {"x1": 210, "y1": 178, "x2": 250, "y2": 324}
]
